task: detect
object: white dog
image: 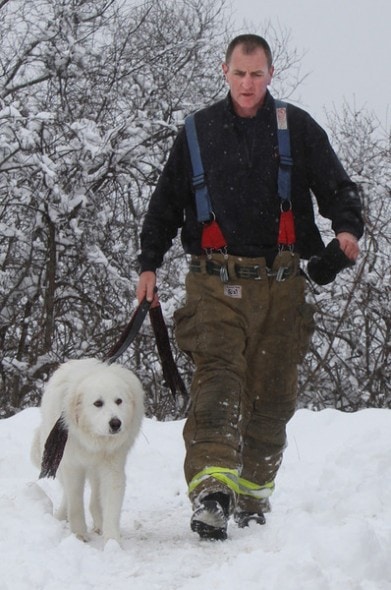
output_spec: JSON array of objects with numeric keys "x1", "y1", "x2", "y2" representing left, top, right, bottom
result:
[{"x1": 31, "y1": 358, "x2": 144, "y2": 544}]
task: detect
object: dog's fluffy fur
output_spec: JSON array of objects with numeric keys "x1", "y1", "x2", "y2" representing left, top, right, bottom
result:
[{"x1": 31, "y1": 358, "x2": 144, "y2": 544}]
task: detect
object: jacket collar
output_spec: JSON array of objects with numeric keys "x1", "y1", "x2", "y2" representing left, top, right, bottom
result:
[{"x1": 224, "y1": 90, "x2": 275, "y2": 121}]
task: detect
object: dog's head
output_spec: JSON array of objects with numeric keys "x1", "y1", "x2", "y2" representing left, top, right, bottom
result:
[{"x1": 67, "y1": 363, "x2": 144, "y2": 445}]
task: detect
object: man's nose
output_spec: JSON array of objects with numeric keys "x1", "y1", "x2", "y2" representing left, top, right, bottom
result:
[{"x1": 241, "y1": 74, "x2": 253, "y2": 88}]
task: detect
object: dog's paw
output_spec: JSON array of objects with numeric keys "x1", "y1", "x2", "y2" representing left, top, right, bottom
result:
[
  {"x1": 93, "y1": 526, "x2": 102, "y2": 536},
  {"x1": 103, "y1": 529, "x2": 121, "y2": 546},
  {"x1": 103, "y1": 538, "x2": 122, "y2": 552},
  {"x1": 75, "y1": 531, "x2": 90, "y2": 543}
]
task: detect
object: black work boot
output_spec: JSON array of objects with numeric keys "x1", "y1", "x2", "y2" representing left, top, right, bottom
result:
[
  {"x1": 190, "y1": 492, "x2": 230, "y2": 541},
  {"x1": 234, "y1": 498, "x2": 270, "y2": 528},
  {"x1": 234, "y1": 510, "x2": 266, "y2": 528}
]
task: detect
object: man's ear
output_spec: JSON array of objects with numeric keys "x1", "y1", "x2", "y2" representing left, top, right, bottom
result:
[{"x1": 222, "y1": 63, "x2": 228, "y2": 78}]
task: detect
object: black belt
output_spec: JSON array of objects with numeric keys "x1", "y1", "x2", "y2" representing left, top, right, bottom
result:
[{"x1": 189, "y1": 259, "x2": 297, "y2": 282}]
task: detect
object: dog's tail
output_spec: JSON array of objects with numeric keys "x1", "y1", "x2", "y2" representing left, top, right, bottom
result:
[{"x1": 39, "y1": 414, "x2": 68, "y2": 479}]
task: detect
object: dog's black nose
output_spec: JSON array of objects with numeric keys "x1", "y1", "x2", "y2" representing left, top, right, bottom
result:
[{"x1": 109, "y1": 417, "x2": 121, "y2": 433}]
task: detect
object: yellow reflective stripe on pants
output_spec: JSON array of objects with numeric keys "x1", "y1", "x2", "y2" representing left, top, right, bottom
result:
[
  {"x1": 188, "y1": 467, "x2": 240, "y2": 496},
  {"x1": 188, "y1": 467, "x2": 274, "y2": 500},
  {"x1": 238, "y1": 476, "x2": 275, "y2": 499}
]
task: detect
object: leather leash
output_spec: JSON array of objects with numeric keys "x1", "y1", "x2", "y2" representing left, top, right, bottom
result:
[
  {"x1": 105, "y1": 294, "x2": 188, "y2": 400},
  {"x1": 105, "y1": 297, "x2": 153, "y2": 365}
]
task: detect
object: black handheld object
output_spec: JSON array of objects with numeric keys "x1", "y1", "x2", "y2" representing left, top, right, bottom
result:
[{"x1": 307, "y1": 239, "x2": 355, "y2": 285}]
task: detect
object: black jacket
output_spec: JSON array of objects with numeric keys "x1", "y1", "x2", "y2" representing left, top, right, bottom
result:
[{"x1": 138, "y1": 91, "x2": 363, "y2": 272}]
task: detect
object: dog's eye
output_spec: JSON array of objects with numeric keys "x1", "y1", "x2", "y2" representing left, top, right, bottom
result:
[
  {"x1": 115, "y1": 398, "x2": 123, "y2": 406},
  {"x1": 94, "y1": 400, "x2": 104, "y2": 407}
]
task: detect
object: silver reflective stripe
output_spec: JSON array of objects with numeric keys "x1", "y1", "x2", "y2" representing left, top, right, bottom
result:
[{"x1": 238, "y1": 476, "x2": 275, "y2": 499}]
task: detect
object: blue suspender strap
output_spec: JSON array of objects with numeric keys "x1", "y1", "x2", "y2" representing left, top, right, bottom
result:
[
  {"x1": 275, "y1": 100, "x2": 293, "y2": 203},
  {"x1": 184, "y1": 114, "x2": 212, "y2": 223}
]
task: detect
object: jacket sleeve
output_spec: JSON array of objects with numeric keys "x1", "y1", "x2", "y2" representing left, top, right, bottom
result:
[
  {"x1": 137, "y1": 129, "x2": 192, "y2": 273},
  {"x1": 299, "y1": 111, "x2": 364, "y2": 240}
]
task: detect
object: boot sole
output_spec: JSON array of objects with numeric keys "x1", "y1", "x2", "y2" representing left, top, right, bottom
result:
[
  {"x1": 190, "y1": 499, "x2": 228, "y2": 541},
  {"x1": 191, "y1": 519, "x2": 227, "y2": 541}
]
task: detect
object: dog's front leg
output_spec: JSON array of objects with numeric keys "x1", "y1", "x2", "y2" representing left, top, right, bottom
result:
[
  {"x1": 99, "y1": 464, "x2": 126, "y2": 544},
  {"x1": 89, "y1": 472, "x2": 103, "y2": 534},
  {"x1": 63, "y1": 465, "x2": 89, "y2": 542}
]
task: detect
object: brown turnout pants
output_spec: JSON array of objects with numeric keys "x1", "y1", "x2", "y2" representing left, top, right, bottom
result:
[{"x1": 174, "y1": 251, "x2": 315, "y2": 513}]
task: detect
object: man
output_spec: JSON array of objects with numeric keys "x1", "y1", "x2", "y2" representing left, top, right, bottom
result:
[{"x1": 136, "y1": 35, "x2": 363, "y2": 540}]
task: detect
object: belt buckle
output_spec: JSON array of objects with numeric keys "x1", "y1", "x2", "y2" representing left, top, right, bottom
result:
[{"x1": 234, "y1": 264, "x2": 262, "y2": 280}]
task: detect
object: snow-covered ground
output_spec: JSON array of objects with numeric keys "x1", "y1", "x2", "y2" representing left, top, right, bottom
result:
[{"x1": 1, "y1": 407, "x2": 390, "y2": 590}]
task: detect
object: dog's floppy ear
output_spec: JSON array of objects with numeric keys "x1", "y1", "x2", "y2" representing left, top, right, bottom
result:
[
  {"x1": 39, "y1": 414, "x2": 68, "y2": 479},
  {"x1": 68, "y1": 391, "x2": 83, "y2": 425}
]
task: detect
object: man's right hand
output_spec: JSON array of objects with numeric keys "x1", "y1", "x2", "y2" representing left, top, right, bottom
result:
[{"x1": 136, "y1": 271, "x2": 157, "y2": 304}]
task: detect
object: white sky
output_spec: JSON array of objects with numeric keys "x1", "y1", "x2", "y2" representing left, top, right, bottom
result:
[{"x1": 230, "y1": 0, "x2": 391, "y2": 128}]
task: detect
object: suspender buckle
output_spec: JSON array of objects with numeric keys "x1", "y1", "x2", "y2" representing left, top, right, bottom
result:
[
  {"x1": 279, "y1": 154, "x2": 293, "y2": 167},
  {"x1": 192, "y1": 172, "x2": 206, "y2": 189},
  {"x1": 276, "y1": 266, "x2": 289, "y2": 282}
]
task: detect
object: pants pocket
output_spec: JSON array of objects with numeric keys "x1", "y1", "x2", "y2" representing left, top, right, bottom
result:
[
  {"x1": 174, "y1": 300, "x2": 200, "y2": 358},
  {"x1": 295, "y1": 302, "x2": 316, "y2": 363}
]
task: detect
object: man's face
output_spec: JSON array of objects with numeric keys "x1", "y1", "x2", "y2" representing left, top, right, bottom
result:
[{"x1": 222, "y1": 46, "x2": 274, "y2": 117}]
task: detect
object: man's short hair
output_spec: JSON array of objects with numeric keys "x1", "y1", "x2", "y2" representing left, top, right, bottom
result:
[{"x1": 225, "y1": 34, "x2": 273, "y2": 68}]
